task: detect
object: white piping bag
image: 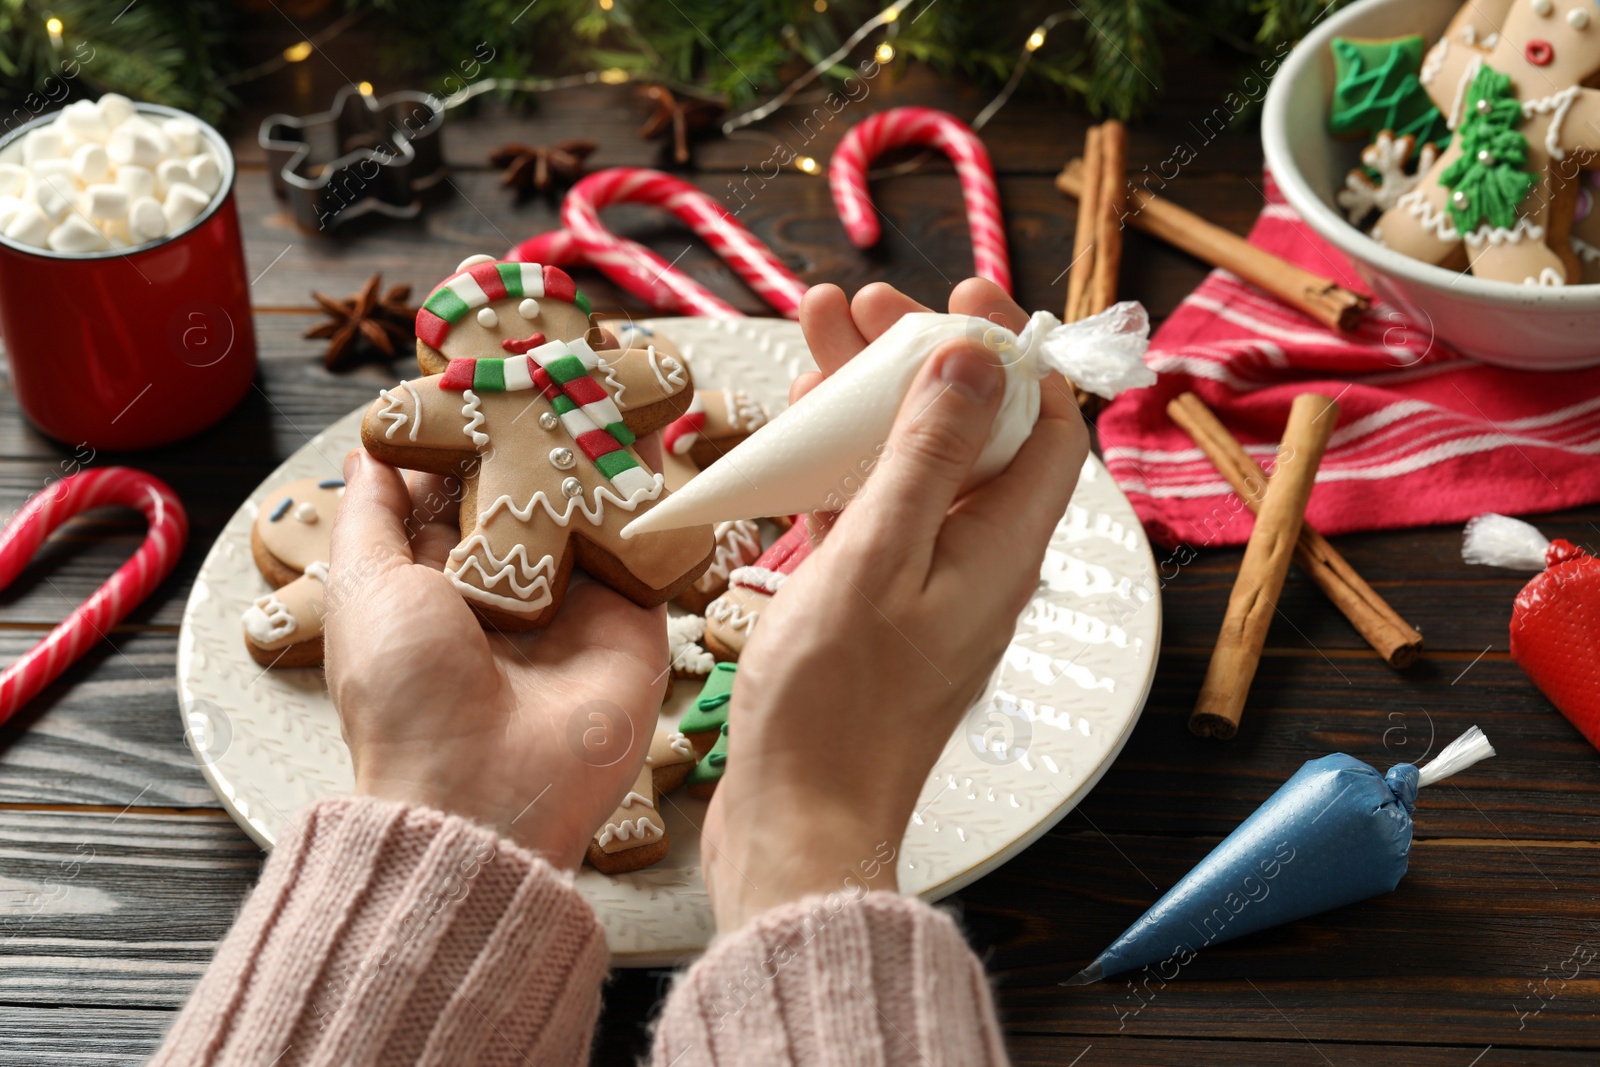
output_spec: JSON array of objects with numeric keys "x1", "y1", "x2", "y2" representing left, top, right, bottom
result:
[{"x1": 622, "y1": 303, "x2": 1154, "y2": 537}]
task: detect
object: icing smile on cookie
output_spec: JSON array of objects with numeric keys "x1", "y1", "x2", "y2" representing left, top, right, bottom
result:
[
  {"x1": 501, "y1": 331, "x2": 548, "y2": 354},
  {"x1": 1526, "y1": 39, "x2": 1554, "y2": 66}
]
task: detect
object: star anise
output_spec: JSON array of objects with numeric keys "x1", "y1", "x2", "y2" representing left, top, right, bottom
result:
[
  {"x1": 636, "y1": 85, "x2": 725, "y2": 166},
  {"x1": 489, "y1": 139, "x2": 597, "y2": 197},
  {"x1": 305, "y1": 273, "x2": 416, "y2": 370}
]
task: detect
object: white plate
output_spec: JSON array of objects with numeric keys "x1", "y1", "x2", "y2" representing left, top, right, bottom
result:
[{"x1": 177, "y1": 316, "x2": 1161, "y2": 965}]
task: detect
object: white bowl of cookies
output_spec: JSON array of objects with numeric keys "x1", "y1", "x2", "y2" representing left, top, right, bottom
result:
[{"x1": 1262, "y1": 0, "x2": 1600, "y2": 370}]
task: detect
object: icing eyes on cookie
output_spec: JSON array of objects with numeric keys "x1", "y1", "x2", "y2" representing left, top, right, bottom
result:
[
  {"x1": 519, "y1": 298, "x2": 540, "y2": 318},
  {"x1": 1570, "y1": 7, "x2": 1590, "y2": 28},
  {"x1": 294, "y1": 502, "x2": 318, "y2": 524},
  {"x1": 477, "y1": 307, "x2": 499, "y2": 328},
  {"x1": 1532, "y1": 0, "x2": 1553, "y2": 15}
]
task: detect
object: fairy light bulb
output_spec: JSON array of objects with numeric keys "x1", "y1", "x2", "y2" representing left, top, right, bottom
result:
[
  {"x1": 283, "y1": 41, "x2": 313, "y2": 62},
  {"x1": 599, "y1": 0, "x2": 614, "y2": 9},
  {"x1": 357, "y1": 81, "x2": 373, "y2": 95},
  {"x1": 599, "y1": 67, "x2": 629, "y2": 84},
  {"x1": 45, "y1": 17, "x2": 63, "y2": 47},
  {"x1": 881, "y1": 5, "x2": 899, "y2": 21},
  {"x1": 875, "y1": 42, "x2": 895, "y2": 63},
  {"x1": 796, "y1": 155, "x2": 820, "y2": 174},
  {"x1": 1026, "y1": 28, "x2": 1046, "y2": 52},
  {"x1": 813, "y1": 0, "x2": 827, "y2": 9}
]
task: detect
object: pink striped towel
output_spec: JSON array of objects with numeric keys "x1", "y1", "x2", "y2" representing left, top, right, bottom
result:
[{"x1": 1097, "y1": 174, "x2": 1600, "y2": 549}]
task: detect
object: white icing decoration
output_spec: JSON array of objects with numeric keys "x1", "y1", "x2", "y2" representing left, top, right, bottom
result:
[
  {"x1": 478, "y1": 471, "x2": 664, "y2": 528},
  {"x1": 1523, "y1": 267, "x2": 1565, "y2": 286},
  {"x1": 597, "y1": 816, "x2": 663, "y2": 849},
  {"x1": 518, "y1": 297, "x2": 539, "y2": 318},
  {"x1": 304, "y1": 560, "x2": 330, "y2": 583},
  {"x1": 595, "y1": 356, "x2": 627, "y2": 409},
  {"x1": 456, "y1": 254, "x2": 496, "y2": 272},
  {"x1": 1397, "y1": 187, "x2": 1459, "y2": 241},
  {"x1": 1522, "y1": 85, "x2": 1580, "y2": 161},
  {"x1": 1420, "y1": 38, "x2": 1447, "y2": 85},
  {"x1": 461, "y1": 389, "x2": 489, "y2": 447},
  {"x1": 669, "y1": 731, "x2": 694, "y2": 757},
  {"x1": 1484, "y1": 32, "x2": 1499, "y2": 47},
  {"x1": 1336, "y1": 133, "x2": 1436, "y2": 223},
  {"x1": 1569, "y1": 6, "x2": 1589, "y2": 29},
  {"x1": 695, "y1": 519, "x2": 762, "y2": 592},
  {"x1": 1459, "y1": 24, "x2": 1476, "y2": 46},
  {"x1": 445, "y1": 534, "x2": 557, "y2": 613},
  {"x1": 723, "y1": 389, "x2": 768, "y2": 433},
  {"x1": 242, "y1": 594, "x2": 295, "y2": 644},
  {"x1": 731, "y1": 565, "x2": 787, "y2": 595},
  {"x1": 648, "y1": 348, "x2": 687, "y2": 392},
  {"x1": 1572, "y1": 234, "x2": 1600, "y2": 263},
  {"x1": 619, "y1": 791, "x2": 654, "y2": 809},
  {"x1": 1448, "y1": 56, "x2": 1483, "y2": 130},
  {"x1": 1461, "y1": 216, "x2": 1545, "y2": 248},
  {"x1": 706, "y1": 595, "x2": 760, "y2": 634},
  {"x1": 477, "y1": 307, "x2": 498, "y2": 328},
  {"x1": 293, "y1": 502, "x2": 318, "y2": 524},
  {"x1": 668, "y1": 614, "x2": 715, "y2": 675},
  {"x1": 376, "y1": 380, "x2": 421, "y2": 441}
]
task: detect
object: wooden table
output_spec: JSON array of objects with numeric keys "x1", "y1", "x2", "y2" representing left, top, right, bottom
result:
[{"x1": 2, "y1": 22, "x2": 1597, "y2": 1067}]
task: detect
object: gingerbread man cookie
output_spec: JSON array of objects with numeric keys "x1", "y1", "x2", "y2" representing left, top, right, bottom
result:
[
  {"x1": 242, "y1": 477, "x2": 345, "y2": 667},
  {"x1": 702, "y1": 521, "x2": 813, "y2": 661},
  {"x1": 361, "y1": 258, "x2": 713, "y2": 628},
  {"x1": 1376, "y1": 0, "x2": 1600, "y2": 285}
]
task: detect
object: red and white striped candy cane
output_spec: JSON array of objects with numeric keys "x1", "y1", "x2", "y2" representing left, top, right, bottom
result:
[
  {"x1": 0, "y1": 468, "x2": 187, "y2": 725},
  {"x1": 509, "y1": 167, "x2": 809, "y2": 319},
  {"x1": 830, "y1": 107, "x2": 1011, "y2": 294}
]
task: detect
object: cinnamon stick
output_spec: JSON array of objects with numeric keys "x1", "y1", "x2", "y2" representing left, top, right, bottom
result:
[
  {"x1": 1190, "y1": 393, "x2": 1340, "y2": 740},
  {"x1": 1055, "y1": 158, "x2": 1370, "y2": 332},
  {"x1": 1168, "y1": 393, "x2": 1424, "y2": 668},
  {"x1": 1065, "y1": 125, "x2": 1103, "y2": 323},
  {"x1": 1089, "y1": 120, "x2": 1127, "y2": 318}
]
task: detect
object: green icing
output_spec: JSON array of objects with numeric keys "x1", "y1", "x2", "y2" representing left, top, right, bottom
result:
[
  {"x1": 1439, "y1": 64, "x2": 1536, "y2": 233},
  {"x1": 1329, "y1": 35, "x2": 1451, "y2": 150},
  {"x1": 687, "y1": 723, "x2": 728, "y2": 787},
  {"x1": 679, "y1": 661, "x2": 735, "y2": 734}
]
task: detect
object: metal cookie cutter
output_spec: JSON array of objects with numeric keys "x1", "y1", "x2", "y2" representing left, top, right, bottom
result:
[{"x1": 260, "y1": 84, "x2": 446, "y2": 231}]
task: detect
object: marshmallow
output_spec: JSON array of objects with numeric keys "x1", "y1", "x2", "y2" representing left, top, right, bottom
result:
[
  {"x1": 0, "y1": 164, "x2": 27, "y2": 197},
  {"x1": 155, "y1": 158, "x2": 189, "y2": 197},
  {"x1": 186, "y1": 152, "x2": 221, "y2": 197},
  {"x1": 21, "y1": 126, "x2": 66, "y2": 165},
  {"x1": 47, "y1": 213, "x2": 111, "y2": 253},
  {"x1": 162, "y1": 118, "x2": 201, "y2": 157},
  {"x1": 4, "y1": 202, "x2": 52, "y2": 247},
  {"x1": 106, "y1": 124, "x2": 168, "y2": 169},
  {"x1": 162, "y1": 183, "x2": 211, "y2": 231},
  {"x1": 128, "y1": 195, "x2": 167, "y2": 242},
  {"x1": 115, "y1": 164, "x2": 154, "y2": 201},
  {"x1": 71, "y1": 143, "x2": 110, "y2": 184},
  {"x1": 0, "y1": 195, "x2": 22, "y2": 232},
  {"x1": 83, "y1": 183, "x2": 129, "y2": 221},
  {"x1": 33, "y1": 174, "x2": 75, "y2": 222},
  {"x1": 98, "y1": 94, "x2": 136, "y2": 129},
  {"x1": 31, "y1": 158, "x2": 76, "y2": 184},
  {"x1": 60, "y1": 100, "x2": 109, "y2": 144}
]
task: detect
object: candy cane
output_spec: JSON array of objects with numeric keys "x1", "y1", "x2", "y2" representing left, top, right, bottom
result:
[
  {"x1": 0, "y1": 468, "x2": 188, "y2": 724},
  {"x1": 830, "y1": 107, "x2": 1011, "y2": 294},
  {"x1": 508, "y1": 167, "x2": 808, "y2": 318}
]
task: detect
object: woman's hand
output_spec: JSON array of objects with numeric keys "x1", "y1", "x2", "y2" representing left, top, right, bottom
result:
[
  {"x1": 323, "y1": 434, "x2": 670, "y2": 873},
  {"x1": 700, "y1": 278, "x2": 1091, "y2": 931}
]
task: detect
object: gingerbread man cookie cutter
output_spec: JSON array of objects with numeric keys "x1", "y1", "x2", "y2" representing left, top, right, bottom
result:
[{"x1": 259, "y1": 84, "x2": 446, "y2": 231}]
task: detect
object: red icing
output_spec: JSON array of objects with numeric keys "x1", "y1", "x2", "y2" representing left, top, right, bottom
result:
[
  {"x1": 562, "y1": 374, "x2": 607, "y2": 407},
  {"x1": 1526, "y1": 40, "x2": 1553, "y2": 66},
  {"x1": 1510, "y1": 546, "x2": 1600, "y2": 752},
  {"x1": 529, "y1": 365, "x2": 564, "y2": 402},
  {"x1": 416, "y1": 308, "x2": 450, "y2": 350},
  {"x1": 439, "y1": 359, "x2": 476, "y2": 391},
  {"x1": 663, "y1": 410, "x2": 705, "y2": 454},
  {"x1": 501, "y1": 332, "x2": 547, "y2": 354},
  {"x1": 542, "y1": 265, "x2": 577, "y2": 303},
  {"x1": 468, "y1": 261, "x2": 508, "y2": 301},
  {"x1": 759, "y1": 521, "x2": 815, "y2": 575},
  {"x1": 575, "y1": 428, "x2": 622, "y2": 460}
]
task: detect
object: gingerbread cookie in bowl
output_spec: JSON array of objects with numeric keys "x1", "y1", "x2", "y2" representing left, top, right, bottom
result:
[
  {"x1": 362, "y1": 257, "x2": 715, "y2": 628},
  {"x1": 243, "y1": 476, "x2": 344, "y2": 667},
  {"x1": 1375, "y1": 0, "x2": 1600, "y2": 285}
]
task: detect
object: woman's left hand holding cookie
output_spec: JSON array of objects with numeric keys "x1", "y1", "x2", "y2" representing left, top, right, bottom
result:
[{"x1": 323, "y1": 449, "x2": 668, "y2": 870}]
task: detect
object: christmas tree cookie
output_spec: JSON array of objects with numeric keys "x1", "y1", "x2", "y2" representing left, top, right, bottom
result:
[
  {"x1": 1329, "y1": 36, "x2": 1452, "y2": 149},
  {"x1": 678, "y1": 660, "x2": 735, "y2": 755},
  {"x1": 685, "y1": 722, "x2": 728, "y2": 801}
]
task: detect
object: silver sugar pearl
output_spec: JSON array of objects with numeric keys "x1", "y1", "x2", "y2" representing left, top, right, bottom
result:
[
  {"x1": 561, "y1": 476, "x2": 584, "y2": 498},
  {"x1": 1451, "y1": 190, "x2": 1470, "y2": 209},
  {"x1": 1476, "y1": 98, "x2": 1492, "y2": 115},
  {"x1": 550, "y1": 447, "x2": 576, "y2": 470},
  {"x1": 1477, "y1": 149, "x2": 1494, "y2": 165},
  {"x1": 539, "y1": 411, "x2": 560, "y2": 431}
]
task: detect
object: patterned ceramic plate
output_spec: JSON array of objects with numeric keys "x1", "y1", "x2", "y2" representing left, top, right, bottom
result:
[{"x1": 178, "y1": 316, "x2": 1161, "y2": 965}]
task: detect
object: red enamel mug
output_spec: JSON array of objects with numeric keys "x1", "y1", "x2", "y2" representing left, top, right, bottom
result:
[{"x1": 0, "y1": 103, "x2": 257, "y2": 451}]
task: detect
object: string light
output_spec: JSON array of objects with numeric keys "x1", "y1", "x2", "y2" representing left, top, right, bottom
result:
[
  {"x1": 874, "y1": 42, "x2": 895, "y2": 63},
  {"x1": 357, "y1": 81, "x2": 374, "y2": 95},
  {"x1": 282, "y1": 41, "x2": 313, "y2": 63},
  {"x1": 598, "y1": 67, "x2": 630, "y2": 84},
  {"x1": 223, "y1": 9, "x2": 362, "y2": 87},
  {"x1": 45, "y1": 17, "x2": 63, "y2": 48},
  {"x1": 599, "y1": 0, "x2": 614, "y2": 9},
  {"x1": 795, "y1": 155, "x2": 821, "y2": 174},
  {"x1": 881, "y1": 4, "x2": 899, "y2": 20},
  {"x1": 814, "y1": 0, "x2": 828, "y2": 10},
  {"x1": 1026, "y1": 28, "x2": 1046, "y2": 52}
]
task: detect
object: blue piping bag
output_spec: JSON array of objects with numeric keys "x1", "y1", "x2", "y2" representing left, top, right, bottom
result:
[{"x1": 1069, "y1": 727, "x2": 1495, "y2": 985}]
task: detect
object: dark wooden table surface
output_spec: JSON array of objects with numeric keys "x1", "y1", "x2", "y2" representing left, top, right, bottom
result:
[{"x1": 2, "y1": 18, "x2": 1598, "y2": 1066}]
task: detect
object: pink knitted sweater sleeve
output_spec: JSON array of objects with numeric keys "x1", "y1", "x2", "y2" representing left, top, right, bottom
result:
[
  {"x1": 150, "y1": 796, "x2": 609, "y2": 1067},
  {"x1": 152, "y1": 797, "x2": 1009, "y2": 1067}
]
